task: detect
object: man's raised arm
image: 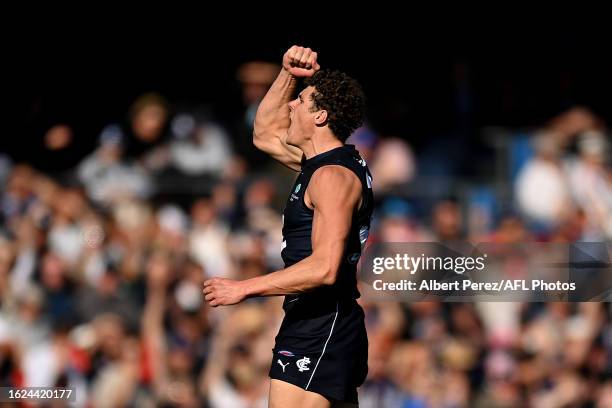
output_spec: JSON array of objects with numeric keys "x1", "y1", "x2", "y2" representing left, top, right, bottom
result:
[{"x1": 253, "y1": 45, "x2": 319, "y2": 171}]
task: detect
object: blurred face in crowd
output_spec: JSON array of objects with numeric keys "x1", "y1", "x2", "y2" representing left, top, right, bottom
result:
[
  {"x1": 168, "y1": 346, "x2": 193, "y2": 377},
  {"x1": 44, "y1": 124, "x2": 73, "y2": 151},
  {"x1": 146, "y1": 250, "x2": 172, "y2": 287},
  {"x1": 237, "y1": 61, "x2": 278, "y2": 105},
  {"x1": 18, "y1": 289, "x2": 43, "y2": 323},
  {"x1": 191, "y1": 199, "x2": 215, "y2": 226},
  {"x1": 53, "y1": 189, "x2": 85, "y2": 222},
  {"x1": 7, "y1": 165, "x2": 34, "y2": 199},
  {"x1": 99, "y1": 142, "x2": 122, "y2": 164},
  {"x1": 131, "y1": 102, "x2": 168, "y2": 142},
  {"x1": 243, "y1": 81, "x2": 269, "y2": 105},
  {"x1": 433, "y1": 201, "x2": 462, "y2": 240},
  {"x1": 244, "y1": 180, "x2": 275, "y2": 210},
  {"x1": 41, "y1": 252, "x2": 66, "y2": 291},
  {"x1": 496, "y1": 216, "x2": 527, "y2": 243}
]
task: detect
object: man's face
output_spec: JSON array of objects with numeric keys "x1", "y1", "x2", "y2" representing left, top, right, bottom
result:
[{"x1": 286, "y1": 86, "x2": 318, "y2": 146}]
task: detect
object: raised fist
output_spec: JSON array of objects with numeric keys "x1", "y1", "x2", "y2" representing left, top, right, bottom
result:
[{"x1": 282, "y1": 45, "x2": 320, "y2": 78}]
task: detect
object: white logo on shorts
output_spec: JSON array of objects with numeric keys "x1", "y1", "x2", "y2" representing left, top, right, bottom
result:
[
  {"x1": 296, "y1": 356, "x2": 311, "y2": 372},
  {"x1": 277, "y1": 359, "x2": 289, "y2": 373}
]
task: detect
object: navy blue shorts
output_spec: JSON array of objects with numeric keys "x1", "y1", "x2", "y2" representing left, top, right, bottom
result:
[{"x1": 269, "y1": 298, "x2": 368, "y2": 404}]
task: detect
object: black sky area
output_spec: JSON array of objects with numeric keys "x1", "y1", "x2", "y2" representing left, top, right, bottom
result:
[{"x1": 5, "y1": 26, "x2": 611, "y2": 167}]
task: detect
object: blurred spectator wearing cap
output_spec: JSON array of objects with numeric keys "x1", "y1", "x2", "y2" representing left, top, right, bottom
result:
[
  {"x1": 154, "y1": 204, "x2": 190, "y2": 256},
  {"x1": 165, "y1": 110, "x2": 233, "y2": 177},
  {"x1": 143, "y1": 111, "x2": 232, "y2": 177},
  {"x1": 77, "y1": 124, "x2": 152, "y2": 206}
]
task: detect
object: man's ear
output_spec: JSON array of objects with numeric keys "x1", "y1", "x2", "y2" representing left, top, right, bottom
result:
[{"x1": 314, "y1": 110, "x2": 328, "y2": 127}]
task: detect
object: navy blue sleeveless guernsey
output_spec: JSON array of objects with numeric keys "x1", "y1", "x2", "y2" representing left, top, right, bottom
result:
[{"x1": 280, "y1": 144, "x2": 374, "y2": 309}]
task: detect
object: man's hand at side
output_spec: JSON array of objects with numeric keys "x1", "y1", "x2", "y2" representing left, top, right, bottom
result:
[{"x1": 203, "y1": 277, "x2": 247, "y2": 307}]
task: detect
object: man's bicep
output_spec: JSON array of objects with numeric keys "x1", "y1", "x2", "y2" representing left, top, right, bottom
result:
[
  {"x1": 309, "y1": 167, "x2": 362, "y2": 257},
  {"x1": 311, "y1": 203, "x2": 352, "y2": 252}
]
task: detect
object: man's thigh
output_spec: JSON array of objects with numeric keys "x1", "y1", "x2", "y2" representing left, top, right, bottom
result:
[
  {"x1": 269, "y1": 379, "x2": 330, "y2": 408},
  {"x1": 268, "y1": 379, "x2": 358, "y2": 408}
]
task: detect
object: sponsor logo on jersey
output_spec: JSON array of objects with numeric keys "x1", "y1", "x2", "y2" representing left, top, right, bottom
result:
[
  {"x1": 278, "y1": 350, "x2": 295, "y2": 357},
  {"x1": 277, "y1": 359, "x2": 289, "y2": 372},
  {"x1": 359, "y1": 226, "x2": 370, "y2": 246}
]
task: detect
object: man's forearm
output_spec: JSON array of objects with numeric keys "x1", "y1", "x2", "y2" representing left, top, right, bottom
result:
[
  {"x1": 253, "y1": 69, "x2": 296, "y2": 134},
  {"x1": 242, "y1": 254, "x2": 335, "y2": 297}
]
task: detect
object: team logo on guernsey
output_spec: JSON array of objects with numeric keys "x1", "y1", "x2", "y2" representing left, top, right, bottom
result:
[
  {"x1": 278, "y1": 350, "x2": 295, "y2": 357},
  {"x1": 348, "y1": 252, "x2": 361, "y2": 264},
  {"x1": 296, "y1": 356, "x2": 311, "y2": 372},
  {"x1": 290, "y1": 184, "x2": 301, "y2": 202}
]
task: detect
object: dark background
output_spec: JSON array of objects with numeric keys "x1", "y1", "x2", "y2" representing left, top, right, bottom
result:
[{"x1": 6, "y1": 27, "x2": 611, "y2": 168}]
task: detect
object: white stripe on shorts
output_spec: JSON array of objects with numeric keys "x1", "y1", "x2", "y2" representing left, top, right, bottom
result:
[{"x1": 305, "y1": 301, "x2": 339, "y2": 390}]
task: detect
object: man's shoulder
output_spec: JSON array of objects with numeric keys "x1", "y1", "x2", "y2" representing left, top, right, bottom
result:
[
  {"x1": 311, "y1": 165, "x2": 360, "y2": 185},
  {"x1": 307, "y1": 165, "x2": 362, "y2": 207}
]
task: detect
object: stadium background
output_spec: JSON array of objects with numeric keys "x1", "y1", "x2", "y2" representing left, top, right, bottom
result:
[{"x1": 1, "y1": 28, "x2": 611, "y2": 406}]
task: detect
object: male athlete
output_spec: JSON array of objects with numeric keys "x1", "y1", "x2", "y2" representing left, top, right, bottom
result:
[{"x1": 203, "y1": 45, "x2": 373, "y2": 407}]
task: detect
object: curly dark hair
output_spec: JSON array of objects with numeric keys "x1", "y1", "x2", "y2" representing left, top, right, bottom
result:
[{"x1": 304, "y1": 70, "x2": 366, "y2": 142}]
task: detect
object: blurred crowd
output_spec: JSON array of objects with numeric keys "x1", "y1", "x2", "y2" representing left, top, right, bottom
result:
[{"x1": 0, "y1": 61, "x2": 611, "y2": 407}]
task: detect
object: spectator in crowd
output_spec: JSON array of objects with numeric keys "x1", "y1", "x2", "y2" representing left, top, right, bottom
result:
[
  {"x1": 77, "y1": 124, "x2": 153, "y2": 206},
  {"x1": 566, "y1": 130, "x2": 612, "y2": 240},
  {"x1": 515, "y1": 130, "x2": 573, "y2": 229},
  {"x1": 125, "y1": 93, "x2": 170, "y2": 160}
]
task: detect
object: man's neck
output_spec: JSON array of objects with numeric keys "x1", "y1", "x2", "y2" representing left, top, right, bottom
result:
[{"x1": 300, "y1": 133, "x2": 343, "y2": 160}]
